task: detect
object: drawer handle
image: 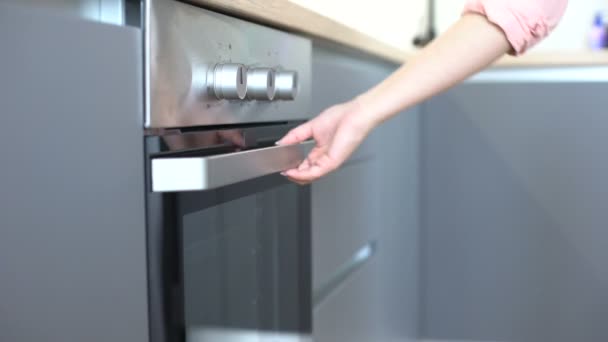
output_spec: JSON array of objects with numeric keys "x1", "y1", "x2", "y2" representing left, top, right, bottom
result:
[{"x1": 313, "y1": 240, "x2": 377, "y2": 309}]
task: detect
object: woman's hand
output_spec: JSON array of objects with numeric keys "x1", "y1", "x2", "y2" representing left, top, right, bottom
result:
[
  {"x1": 277, "y1": 99, "x2": 374, "y2": 184},
  {"x1": 277, "y1": 14, "x2": 515, "y2": 185}
]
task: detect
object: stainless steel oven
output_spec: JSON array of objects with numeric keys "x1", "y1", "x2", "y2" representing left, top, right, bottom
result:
[{"x1": 144, "y1": 1, "x2": 313, "y2": 341}]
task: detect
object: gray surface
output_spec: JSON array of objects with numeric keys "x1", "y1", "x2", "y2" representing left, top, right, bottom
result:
[
  {"x1": 0, "y1": 5, "x2": 148, "y2": 342},
  {"x1": 469, "y1": 66, "x2": 608, "y2": 83},
  {"x1": 311, "y1": 43, "x2": 420, "y2": 341},
  {"x1": 313, "y1": 241, "x2": 377, "y2": 308},
  {"x1": 0, "y1": 0, "x2": 126, "y2": 24},
  {"x1": 421, "y1": 81, "x2": 608, "y2": 342}
]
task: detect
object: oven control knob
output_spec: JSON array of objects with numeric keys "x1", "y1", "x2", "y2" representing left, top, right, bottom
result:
[
  {"x1": 246, "y1": 68, "x2": 276, "y2": 101},
  {"x1": 274, "y1": 70, "x2": 298, "y2": 100},
  {"x1": 208, "y1": 63, "x2": 247, "y2": 100}
]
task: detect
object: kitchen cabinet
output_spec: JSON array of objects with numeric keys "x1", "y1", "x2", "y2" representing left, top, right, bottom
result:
[
  {"x1": 310, "y1": 43, "x2": 420, "y2": 341},
  {"x1": 421, "y1": 74, "x2": 608, "y2": 341},
  {"x1": 1, "y1": 0, "x2": 127, "y2": 25},
  {"x1": 0, "y1": 5, "x2": 148, "y2": 342}
]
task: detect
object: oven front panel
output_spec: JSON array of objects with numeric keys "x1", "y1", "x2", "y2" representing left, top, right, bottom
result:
[{"x1": 146, "y1": 0, "x2": 312, "y2": 129}]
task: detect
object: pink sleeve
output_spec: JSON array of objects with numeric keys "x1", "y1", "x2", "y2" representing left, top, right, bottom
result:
[{"x1": 463, "y1": 0, "x2": 568, "y2": 55}]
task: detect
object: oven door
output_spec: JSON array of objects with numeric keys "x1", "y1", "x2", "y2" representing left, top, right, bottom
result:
[{"x1": 146, "y1": 125, "x2": 313, "y2": 342}]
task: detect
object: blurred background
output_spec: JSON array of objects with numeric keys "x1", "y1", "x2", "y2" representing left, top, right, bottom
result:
[{"x1": 291, "y1": 0, "x2": 608, "y2": 53}]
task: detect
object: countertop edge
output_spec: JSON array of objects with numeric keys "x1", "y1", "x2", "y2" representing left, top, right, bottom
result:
[
  {"x1": 190, "y1": 0, "x2": 608, "y2": 68},
  {"x1": 493, "y1": 51, "x2": 608, "y2": 67}
]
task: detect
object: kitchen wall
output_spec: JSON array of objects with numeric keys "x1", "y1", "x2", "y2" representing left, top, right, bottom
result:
[
  {"x1": 289, "y1": 0, "x2": 426, "y2": 50},
  {"x1": 291, "y1": 0, "x2": 608, "y2": 52}
]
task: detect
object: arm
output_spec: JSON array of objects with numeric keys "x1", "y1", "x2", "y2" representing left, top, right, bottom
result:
[
  {"x1": 279, "y1": 0, "x2": 567, "y2": 183},
  {"x1": 358, "y1": 13, "x2": 510, "y2": 128},
  {"x1": 358, "y1": 0, "x2": 570, "y2": 125},
  {"x1": 360, "y1": 0, "x2": 569, "y2": 127}
]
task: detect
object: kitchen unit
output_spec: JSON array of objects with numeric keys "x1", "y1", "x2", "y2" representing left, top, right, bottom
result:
[
  {"x1": 2, "y1": 1, "x2": 608, "y2": 342},
  {"x1": 310, "y1": 44, "x2": 419, "y2": 341},
  {"x1": 421, "y1": 69, "x2": 608, "y2": 342},
  {"x1": 0, "y1": 3, "x2": 148, "y2": 341}
]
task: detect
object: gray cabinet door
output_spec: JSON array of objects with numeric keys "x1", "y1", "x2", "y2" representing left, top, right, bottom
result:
[
  {"x1": 422, "y1": 78, "x2": 608, "y2": 342},
  {"x1": 311, "y1": 43, "x2": 420, "y2": 341},
  {"x1": 0, "y1": 5, "x2": 148, "y2": 342}
]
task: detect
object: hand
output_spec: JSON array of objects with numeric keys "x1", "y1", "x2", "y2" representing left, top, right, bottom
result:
[{"x1": 276, "y1": 99, "x2": 374, "y2": 184}]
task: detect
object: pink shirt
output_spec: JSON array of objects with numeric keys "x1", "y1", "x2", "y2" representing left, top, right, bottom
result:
[{"x1": 463, "y1": 0, "x2": 569, "y2": 55}]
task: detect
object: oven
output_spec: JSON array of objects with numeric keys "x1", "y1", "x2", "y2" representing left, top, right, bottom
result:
[{"x1": 143, "y1": 1, "x2": 313, "y2": 341}]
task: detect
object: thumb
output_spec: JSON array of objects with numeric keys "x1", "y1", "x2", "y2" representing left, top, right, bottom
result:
[{"x1": 277, "y1": 122, "x2": 313, "y2": 145}]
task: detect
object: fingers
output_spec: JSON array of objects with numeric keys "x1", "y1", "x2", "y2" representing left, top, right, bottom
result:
[
  {"x1": 277, "y1": 122, "x2": 313, "y2": 145},
  {"x1": 283, "y1": 123, "x2": 366, "y2": 184},
  {"x1": 283, "y1": 165, "x2": 324, "y2": 185},
  {"x1": 297, "y1": 158, "x2": 311, "y2": 171},
  {"x1": 302, "y1": 146, "x2": 326, "y2": 167},
  {"x1": 284, "y1": 135, "x2": 355, "y2": 184},
  {"x1": 283, "y1": 154, "x2": 339, "y2": 184},
  {"x1": 285, "y1": 146, "x2": 325, "y2": 175}
]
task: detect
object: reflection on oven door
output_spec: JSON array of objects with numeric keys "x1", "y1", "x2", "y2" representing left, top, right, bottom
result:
[{"x1": 188, "y1": 328, "x2": 313, "y2": 342}]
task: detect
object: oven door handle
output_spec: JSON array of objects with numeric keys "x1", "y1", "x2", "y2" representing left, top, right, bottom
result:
[{"x1": 151, "y1": 140, "x2": 314, "y2": 192}]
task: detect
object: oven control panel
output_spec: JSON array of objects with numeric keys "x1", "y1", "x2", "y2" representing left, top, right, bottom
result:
[
  {"x1": 146, "y1": 0, "x2": 311, "y2": 129},
  {"x1": 208, "y1": 63, "x2": 298, "y2": 102}
]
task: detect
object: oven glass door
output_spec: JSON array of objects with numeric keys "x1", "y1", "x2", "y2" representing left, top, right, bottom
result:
[
  {"x1": 146, "y1": 125, "x2": 312, "y2": 342},
  {"x1": 180, "y1": 175, "x2": 311, "y2": 341}
]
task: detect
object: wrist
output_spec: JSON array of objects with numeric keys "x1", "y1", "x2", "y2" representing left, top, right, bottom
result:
[
  {"x1": 351, "y1": 93, "x2": 386, "y2": 128},
  {"x1": 342, "y1": 96, "x2": 378, "y2": 135}
]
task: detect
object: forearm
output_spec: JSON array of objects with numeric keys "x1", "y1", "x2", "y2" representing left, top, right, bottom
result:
[{"x1": 356, "y1": 14, "x2": 511, "y2": 126}]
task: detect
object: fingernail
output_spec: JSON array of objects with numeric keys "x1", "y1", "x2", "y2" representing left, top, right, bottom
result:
[
  {"x1": 280, "y1": 171, "x2": 287, "y2": 176},
  {"x1": 275, "y1": 140, "x2": 282, "y2": 145}
]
